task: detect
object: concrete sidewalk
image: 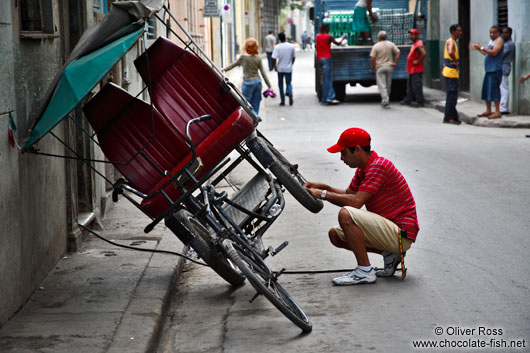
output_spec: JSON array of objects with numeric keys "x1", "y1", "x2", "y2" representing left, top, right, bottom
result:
[
  {"x1": 423, "y1": 87, "x2": 530, "y2": 128},
  {"x1": 0, "y1": 199, "x2": 187, "y2": 353}
]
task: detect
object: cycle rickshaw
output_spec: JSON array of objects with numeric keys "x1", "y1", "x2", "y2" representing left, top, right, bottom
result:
[{"x1": 21, "y1": 1, "x2": 322, "y2": 332}]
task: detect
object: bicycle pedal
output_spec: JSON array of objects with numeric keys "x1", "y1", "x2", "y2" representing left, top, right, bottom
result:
[
  {"x1": 249, "y1": 292, "x2": 261, "y2": 303},
  {"x1": 270, "y1": 241, "x2": 289, "y2": 256}
]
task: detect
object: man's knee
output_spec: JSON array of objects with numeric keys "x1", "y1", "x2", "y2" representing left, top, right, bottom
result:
[
  {"x1": 338, "y1": 207, "x2": 354, "y2": 227},
  {"x1": 328, "y1": 228, "x2": 345, "y2": 248}
]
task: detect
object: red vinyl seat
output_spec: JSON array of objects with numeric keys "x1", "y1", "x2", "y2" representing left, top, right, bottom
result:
[
  {"x1": 84, "y1": 81, "x2": 254, "y2": 218},
  {"x1": 134, "y1": 36, "x2": 253, "y2": 144}
]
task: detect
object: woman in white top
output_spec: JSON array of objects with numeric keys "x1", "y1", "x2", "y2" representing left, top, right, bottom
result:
[{"x1": 352, "y1": 0, "x2": 376, "y2": 45}]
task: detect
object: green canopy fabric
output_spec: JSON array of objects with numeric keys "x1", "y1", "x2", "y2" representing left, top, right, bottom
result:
[{"x1": 23, "y1": 27, "x2": 143, "y2": 149}]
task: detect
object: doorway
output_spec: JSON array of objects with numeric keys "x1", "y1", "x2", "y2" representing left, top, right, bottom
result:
[{"x1": 458, "y1": 0, "x2": 470, "y2": 92}]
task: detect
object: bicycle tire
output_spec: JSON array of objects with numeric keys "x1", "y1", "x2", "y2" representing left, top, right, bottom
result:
[
  {"x1": 223, "y1": 239, "x2": 312, "y2": 332},
  {"x1": 169, "y1": 210, "x2": 245, "y2": 286},
  {"x1": 259, "y1": 137, "x2": 323, "y2": 213}
]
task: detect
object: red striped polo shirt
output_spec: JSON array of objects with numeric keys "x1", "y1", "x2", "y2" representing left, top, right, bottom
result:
[{"x1": 349, "y1": 151, "x2": 419, "y2": 241}]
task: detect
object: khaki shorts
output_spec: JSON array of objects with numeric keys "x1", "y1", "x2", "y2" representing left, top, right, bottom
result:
[{"x1": 332, "y1": 207, "x2": 412, "y2": 253}]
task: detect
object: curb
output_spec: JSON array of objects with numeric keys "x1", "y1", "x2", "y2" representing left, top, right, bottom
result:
[
  {"x1": 106, "y1": 238, "x2": 189, "y2": 353},
  {"x1": 432, "y1": 102, "x2": 530, "y2": 128}
]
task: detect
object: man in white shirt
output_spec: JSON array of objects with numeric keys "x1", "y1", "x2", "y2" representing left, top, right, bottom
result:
[
  {"x1": 370, "y1": 31, "x2": 401, "y2": 108},
  {"x1": 264, "y1": 30, "x2": 276, "y2": 71},
  {"x1": 272, "y1": 32, "x2": 296, "y2": 105}
]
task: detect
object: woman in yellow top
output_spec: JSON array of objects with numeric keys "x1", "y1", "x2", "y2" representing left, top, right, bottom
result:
[
  {"x1": 224, "y1": 38, "x2": 272, "y2": 117},
  {"x1": 442, "y1": 24, "x2": 463, "y2": 125}
]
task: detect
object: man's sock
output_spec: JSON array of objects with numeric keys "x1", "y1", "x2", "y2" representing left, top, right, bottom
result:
[{"x1": 358, "y1": 265, "x2": 372, "y2": 272}]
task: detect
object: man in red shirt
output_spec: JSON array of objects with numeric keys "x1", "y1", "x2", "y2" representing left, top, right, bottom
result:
[
  {"x1": 401, "y1": 29, "x2": 426, "y2": 107},
  {"x1": 316, "y1": 23, "x2": 345, "y2": 105},
  {"x1": 304, "y1": 128, "x2": 419, "y2": 285}
]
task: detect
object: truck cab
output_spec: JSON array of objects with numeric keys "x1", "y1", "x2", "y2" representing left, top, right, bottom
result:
[{"x1": 312, "y1": 0, "x2": 413, "y2": 101}]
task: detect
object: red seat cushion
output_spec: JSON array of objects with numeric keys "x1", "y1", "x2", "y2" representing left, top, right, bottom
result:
[
  {"x1": 134, "y1": 37, "x2": 249, "y2": 142},
  {"x1": 140, "y1": 107, "x2": 254, "y2": 218},
  {"x1": 83, "y1": 83, "x2": 190, "y2": 195}
]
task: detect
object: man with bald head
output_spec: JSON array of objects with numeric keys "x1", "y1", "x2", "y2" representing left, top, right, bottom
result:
[{"x1": 370, "y1": 31, "x2": 401, "y2": 108}]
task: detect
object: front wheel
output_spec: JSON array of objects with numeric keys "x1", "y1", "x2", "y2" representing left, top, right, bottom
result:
[
  {"x1": 223, "y1": 240, "x2": 312, "y2": 332},
  {"x1": 165, "y1": 210, "x2": 245, "y2": 286},
  {"x1": 259, "y1": 137, "x2": 323, "y2": 213}
]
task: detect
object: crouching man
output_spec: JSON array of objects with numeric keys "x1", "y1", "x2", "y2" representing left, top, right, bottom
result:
[{"x1": 304, "y1": 128, "x2": 419, "y2": 285}]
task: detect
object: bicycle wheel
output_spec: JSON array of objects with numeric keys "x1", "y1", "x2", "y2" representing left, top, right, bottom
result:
[
  {"x1": 223, "y1": 239, "x2": 312, "y2": 332},
  {"x1": 259, "y1": 137, "x2": 323, "y2": 214},
  {"x1": 166, "y1": 210, "x2": 245, "y2": 286}
]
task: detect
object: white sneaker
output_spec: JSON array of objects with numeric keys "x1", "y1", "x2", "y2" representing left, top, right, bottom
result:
[
  {"x1": 326, "y1": 99, "x2": 340, "y2": 105},
  {"x1": 375, "y1": 252, "x2": 402, "y2": 277},
  {"x1": 332, "y1": 267, "x2": 376, "y2": 286}
]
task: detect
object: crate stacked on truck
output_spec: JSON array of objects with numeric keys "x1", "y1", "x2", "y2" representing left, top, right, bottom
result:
[{"x1": 370, "y1": 8, "x2": 415, "y2": 45}]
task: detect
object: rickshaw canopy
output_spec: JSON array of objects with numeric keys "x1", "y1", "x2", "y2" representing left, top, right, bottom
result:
[{"x1": 22, "y1": 0, "x2": 165, "y2": 151}]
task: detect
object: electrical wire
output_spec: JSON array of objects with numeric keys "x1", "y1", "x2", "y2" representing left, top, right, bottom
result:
[
  {"x1": 78, "y1": 223, "x2": 209, "y2": 266},
  {"x1": 77, "y1": 224, "x2": 402, "y2": 275}
]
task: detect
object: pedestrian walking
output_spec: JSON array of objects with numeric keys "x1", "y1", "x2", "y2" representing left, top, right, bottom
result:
[
  {"x1": 442, "y1": 24, "x2": 463, "y2": 125},
  {"x1": 304, "y1": 128, "x2": 419, "y2": 285},
  {"x1": 316, "y1": 23, "x2": 345, "y2": 105},
  {"x1": 272, "y1": 32, "x2": 296, "y2": 106},
  {"x1": 306, "y1": 34, "x2": 313, "y2": 50},
  {"x1": 470, "y1": 25, "x2": 504, "y2": 119},
  {"x1": 301, "y1": 31, "x2": 308, "y2": 50},
  {"x1": 500, "y1": 27, "x2": 515, "y2": 115},
  {"x1": 352, "y1": 0, "x2": 376, "y2": 45},
  {"x1": 401, "y1": 29, "x2": 426, "y2": 107},
  {"x1": 264, "y1": 30, "x2": 276, "y2": 71},
  {"x1": 369, "y1": 31, "x2": 401, "y2": 108},
  {"x1": 223, "y1": 37, "x2": 272, "y2": 117}
]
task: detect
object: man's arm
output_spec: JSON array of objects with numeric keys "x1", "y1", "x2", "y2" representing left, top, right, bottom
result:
[
  {"x1": 412, "y1": 45, "x2": 427, "y2": 65},
  {"x1": 393, "y1": 50, "x2": 401, "y2": 68},
  {"x1": 304, "y1": 182, "x2": 373, "y2": 209},
  {"x1": 329, "y1": 34, "x2": 346, "y2": 46},
  {"x1": 471, "y1": 38, "x2": 503, "y2": 56},
  {"x1": 370, "y1": 56, "x2": 376, "y2": 72},
  {"x1": 447, "y1": 39, "x2": 456, "y2": 61}
]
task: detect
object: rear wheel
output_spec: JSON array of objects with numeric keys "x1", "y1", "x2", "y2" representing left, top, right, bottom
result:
[
  {"x1": 223, "y1": 240, "x2": 312, "y2": 332},
  {"x1": 166, "y1": 210, "x2": 245, "y2": 286},
  {"x1": 258, "y1": 137, "x2": 323, "y2": 213},
  {"x1": 333, "y1": 82, "x2": 346, "y2": 102},
  {"x1": 390, "y1": 79, "x2": 407, "y2": 101}
]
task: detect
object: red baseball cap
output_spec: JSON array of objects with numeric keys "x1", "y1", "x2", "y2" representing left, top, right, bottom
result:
[
  {"x1": 408, "y1": 29, "x2": 419, "y2": 34},
  {"x1": 327, "y1": 128, "x2": 371, "y2": 153}
]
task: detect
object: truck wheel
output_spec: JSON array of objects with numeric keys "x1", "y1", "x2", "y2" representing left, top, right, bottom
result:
[
  {"x1": 315, "y1": 57, "x2": 322, "y2": 101},
  {"x1": 390, "y1": 80, "x2": 407, "y2": 101},
  {"x1": 333, "y1": 82, "x2": 346, "y2": 102}
]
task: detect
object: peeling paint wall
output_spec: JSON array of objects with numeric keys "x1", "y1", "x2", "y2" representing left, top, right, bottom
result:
[{"x1": 0, "y1": 0, "x2": 68, "y2": 326}]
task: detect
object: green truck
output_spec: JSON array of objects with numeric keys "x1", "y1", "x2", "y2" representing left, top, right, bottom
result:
[{"x1": 311, "y1": 0, "x2": 414, "y2": 101}]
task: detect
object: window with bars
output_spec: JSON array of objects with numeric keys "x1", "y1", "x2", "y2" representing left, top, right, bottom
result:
[
  {"x1": 20, "y1": 0, "x2": 53, "y2": 33},
  {"x1": 498, "y1": 0, "x2": 508, "y2": 28}
]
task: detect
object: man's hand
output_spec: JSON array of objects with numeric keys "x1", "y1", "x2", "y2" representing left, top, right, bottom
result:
[
  {"x1": 303, "y1": 181, "x2": 327, "y2": 190},
  {"x1": 305, "y1": 187, "x2": 323, "y2": 199}
]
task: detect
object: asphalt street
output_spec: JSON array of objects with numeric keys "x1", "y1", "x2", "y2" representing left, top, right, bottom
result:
[{"x1": 156, "y1": 50, "x2": 530, "y2": 353}]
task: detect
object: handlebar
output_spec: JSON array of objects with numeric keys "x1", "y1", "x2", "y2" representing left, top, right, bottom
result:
[{"x1": 186, "y1": 114, "x2": 211, "y2": 160}]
